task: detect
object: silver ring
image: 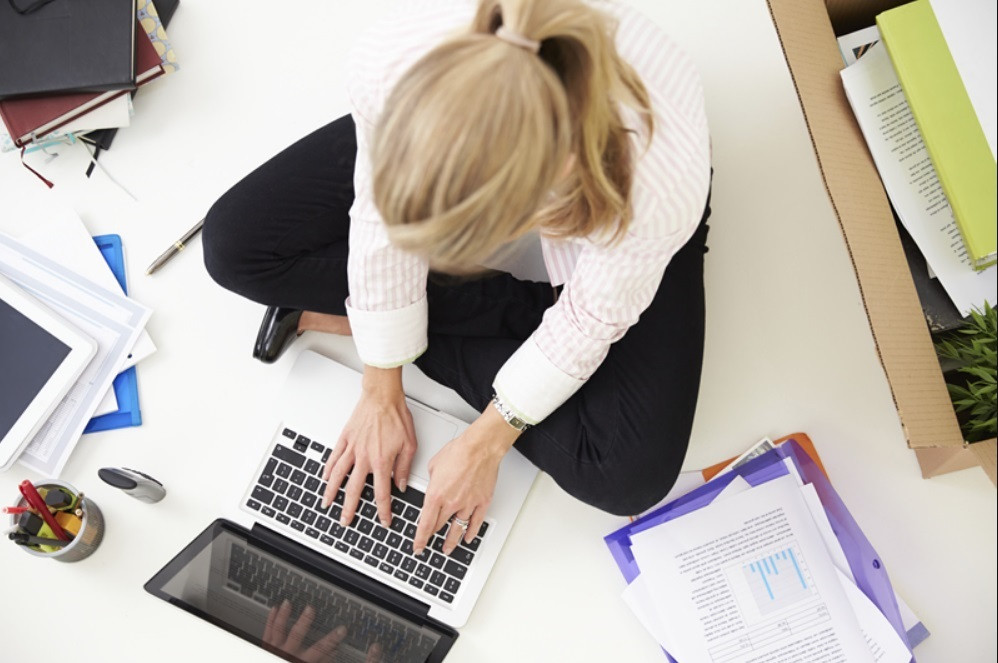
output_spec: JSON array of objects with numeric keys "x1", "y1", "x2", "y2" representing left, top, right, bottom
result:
[{"x1": 451, "y1": 516, "x2": 470, "y2": 530}]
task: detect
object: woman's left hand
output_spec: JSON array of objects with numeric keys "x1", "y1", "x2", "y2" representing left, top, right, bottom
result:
[{"x1": 412, "y1": 406, "x2": 521, "y2": 556}]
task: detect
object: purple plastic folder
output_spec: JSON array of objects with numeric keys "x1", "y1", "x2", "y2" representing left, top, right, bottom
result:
[{"x1": 603, "y1": 439, "x2": 914, "y2": 663}]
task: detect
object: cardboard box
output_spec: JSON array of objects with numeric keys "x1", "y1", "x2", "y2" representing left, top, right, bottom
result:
[{"x1": 765, "y1": 0, "x2": 996, "y2": 485}]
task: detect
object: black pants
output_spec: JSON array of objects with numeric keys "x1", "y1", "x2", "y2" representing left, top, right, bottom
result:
[{"x1": 204, "y1": 115, "x2": 711, "y2": 516}]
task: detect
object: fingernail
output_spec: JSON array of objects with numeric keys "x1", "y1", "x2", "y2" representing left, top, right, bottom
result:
[
  {"x1": 335, "y1": 625, "x2": 347, "y2": 637},
  {"x1": 321, "y1": 498, "x2": 329, "y2": 509},
  {"x1": 399, "y1": 479, "x2": 407, "y2": 492}
]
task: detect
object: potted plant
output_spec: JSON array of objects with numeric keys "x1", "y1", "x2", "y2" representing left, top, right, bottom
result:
[{"x1": 933, "y1": 302, "x2": 997, "y2": 444}]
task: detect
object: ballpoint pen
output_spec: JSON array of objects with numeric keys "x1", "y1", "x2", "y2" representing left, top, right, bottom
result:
[
  {"x1": 145, "y1": 217, "x2": 205, "y2": 275},
  {"x1": 18, "y1": 480, "x2": 70, "y2": 541},
  {"x1": 9, "y1": 532, "x2": 70, "y2": 548}
]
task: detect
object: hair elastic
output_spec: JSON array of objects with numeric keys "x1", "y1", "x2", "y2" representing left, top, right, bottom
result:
[{"x1": 495, "y1": 25, "x2": 541, "y2": 53}]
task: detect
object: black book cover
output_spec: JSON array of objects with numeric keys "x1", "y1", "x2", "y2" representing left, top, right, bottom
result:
[{"x1": 0, "y1": 0, "x2": 136, "y2": 99}]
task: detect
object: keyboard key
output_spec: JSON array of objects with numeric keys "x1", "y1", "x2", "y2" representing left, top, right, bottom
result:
[
  {"x1": 403, "y1": 506, "x2": 420, "y2": 522},
  {"x1": 301, "y1": 492, "x2": 317, "y2": 509},
  {"x1": 387, "y1": 533, "x2": 403, "y2": 549},
  {"x1": 276, "y1": 463, "x2": 292, "y2": 479},
  {"x1": 273, "y1": 479, "x2": 289, "y2": 495},
  {"x1": 439, "y1": 591, "x2": 454, "y2": 604},
  {"x1": 404, "y1": 524, "x2": 417, "y2": 539},
  {"x1": 305, "y1": 476, "x2": 320, "y2": 493},
  {"x1": 372, "y1": 526, "x2": 388, "y2": 542},
  {"x1": 401, "y1": 540, "x2": 414, "y2": 556},
  {"x1": 294, "y1": 435, "x2": 310, "y2": 452},
  {"x1": 360, "y1": 503, "x2": 377, "y2": 520},
  {"x1": 373, "y1": 544, "x2": 389, "y2": 560},
  {"x1": 320, "y1": 535, "x2": 334, "y2": 546},
  {"x1": 276, "y1": 513, "x2": 290, "y2": 525},
  {"x1": 305, "y1": 528, "x2": 320, "y2": 539},
  {"x1": 430, "y1": 537, "x2": 444, "y2": 553},
  {"x1": 361, "y1": 485, "x2": 375, "y2": 502},
  {"x1": 301, "y1": 510, "x2": 316, "y2": 526},
  {"x1": 379, "y1": 562, "x2": 394, "y2": 575},
  {"x1": 388, "y1": 551, "x2": 403, "y2": 566},
  {"x1": 444, "y1": 577, "x2": 461, "y2": 594},
  {"x1": 429, "y1": 553, "x2": 445, "y2": 569},
  {"x1": 449, "y1": 547, "x2": 475, "y2": 566},
  {"x1": 287, "y1": 486, "x2": 303, "y2": 502},
  {"x1": 251, "y1": 486, "x2": 275, "y2": 505},
  {"x1": 330, "y1": 505, "x2": 342, "y2": 521},
  {"x1": 415, "y1": 564, "x2": 431, "y2": 580},
  {"x1": 430, "y1": 571, "x2": 446, "y2": 587},
  {"x1": 316, "y1": 516, "x2": 332, "y2": 533},
  {"x1": 390, "y1": 517, "x2": 406, "y2": 533},
  {"x1": 364, "y1": 555, "x2": 378, "y2": 568},
  {"x1": 391, "y1": 500, "x2": 405, "y2": 516},
  {"x1": 246, "y1": 499, "x2": 262, "y2": 511},
  {"x1": 330, "y1": 523, "x2": 345, "y2": 539},
  {"x1": 444, "y1": 560, "x2": 467, "y2": 580},
  {"x1": 290, "y1": 521, "x2": 305, "y2": 532},
  {"x1": 261, "y1": 506, "x2": 276, "y2": 518},
  {"x1": 344, "y1": 530, "x2": 359, "y2": 546},
  {"x1": 460, "y1": 537, "x2": 482, "y2": 552},
  {"x1": 394, "y1": 570, "x2": 409, "y2": 583},
  {"x1": 258, "y1": 473, "x2": 275, "y2": 488},
  {"x1": 335, "y1": 542, "x2": 349, "y2": 554},
  {"x1": 291, "y1": 469, "x2": 307, "y2": 486},
  {"x1": 358, "y1": 536, "x2": 374, "y2": 553},
  {"x1": 401, "y1": 558, "x2": 417, "y2": 573},
  {"x1": 322, "y1": 448, "x2": 331, "y2": 463},
  {"x1": 408, "y1": 577, "x2": 424, "y2": 589},
  {"x1": 349, "y1": 549, "x2": 364, "y2": 561},
  {"x1": 357, "y1": 519, "x2": 373, "y2": 535},
  {"x1": 392, "y1": 484, "x2": 424, "y2": 508},
  {"x1": 310, "y1": 440, "x2": 325, "y2": 454},
  {"x1": 424, "y1": 584, "x2": 439, "y2": 597},
  {"x1": 282, "y1": 428, "x2": 297, "y2": 439},
  {"x1": 478, "y1": 522, "x2": 489, "y2": 537},
  {"x1": 273, "y1": 445, "x2": 306, "y2": 468},
  {"x1": 273, "y1": 496, "x2": 289, "y2": 512},
  {"x1": 286, "y1": 503, "x2": 302, "y2": 518}
]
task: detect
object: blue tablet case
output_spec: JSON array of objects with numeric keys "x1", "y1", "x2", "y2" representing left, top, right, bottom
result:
[{"x1": 83, "y1": 234, "x2": 142, "y2": 433}]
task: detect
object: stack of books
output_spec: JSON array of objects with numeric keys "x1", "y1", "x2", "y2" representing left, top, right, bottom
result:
[
  {"x1": 838, "y1": 0, "x2": 995, "y2": 323},
  {"x1": 604, "y1": 435, "x2": 927, "y2": 663},
  {"x1": 0, "y1": 0, "x2": 179, "y2": 165}
]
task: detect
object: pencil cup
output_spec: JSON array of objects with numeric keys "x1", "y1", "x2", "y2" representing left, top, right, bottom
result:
[{"x1": 9, "y1": 480, "x2": 105, "y2": 563}]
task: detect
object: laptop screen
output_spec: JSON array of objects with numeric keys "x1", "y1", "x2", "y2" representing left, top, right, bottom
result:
[{"x1": 145, "y1": 520, "x2": 456, "y2": 663}]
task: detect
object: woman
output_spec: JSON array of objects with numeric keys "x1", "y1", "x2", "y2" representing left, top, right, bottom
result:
[{"x1": 204, "y1": 0, "x2": 711, "y2": 560}]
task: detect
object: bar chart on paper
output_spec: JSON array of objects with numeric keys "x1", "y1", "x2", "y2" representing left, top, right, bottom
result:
[{"x1": 742, "y1": 545, "x2": 816, "y2": 614}]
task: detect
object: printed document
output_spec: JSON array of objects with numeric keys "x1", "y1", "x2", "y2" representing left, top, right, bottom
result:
[{"x1": 629, "y1": 475, "x2": 874, "y2": 663}]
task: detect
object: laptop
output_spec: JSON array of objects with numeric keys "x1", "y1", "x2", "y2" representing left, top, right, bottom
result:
[{"x1": 146, "y1": 350, "x2": 538, "y2": 662}]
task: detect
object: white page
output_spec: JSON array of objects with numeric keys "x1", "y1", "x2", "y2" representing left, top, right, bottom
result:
[
  {"x1": 836, "y1": 569, "x2": 911, "y2": 663},
  {"x1": 840, "y1": 43, "x2": 996, "y2": 313},
  {"x1": 57, "y1": 95, "x2": 132, "y2": 134},
  {"x1": 630, "y1": 475, "x2": 874, "y2": 663},
  {"x1": 0, "y1": 194, "x2": 156, "y2": 369},
  {"x1": 930, "y1": 0, "x2": 997, "y2": 160},
  {"x1": 837, "y1": 25, "x2": 881, "y2": 66},
  {"x1": 0, "y1": 234, "x2": 151, "y2": 476},
  {"x1": 800, "y1": 484, "x2": 855, "y2": 584}
]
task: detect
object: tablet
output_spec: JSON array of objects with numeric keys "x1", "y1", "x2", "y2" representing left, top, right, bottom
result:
[{"x1": 0, "y1": 274, "x2": 97, "y2": 472}]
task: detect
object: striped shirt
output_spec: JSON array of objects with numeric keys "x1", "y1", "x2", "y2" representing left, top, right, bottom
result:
[{"x1": 345, "y1": 0, "x2": 711, "y2": 424}]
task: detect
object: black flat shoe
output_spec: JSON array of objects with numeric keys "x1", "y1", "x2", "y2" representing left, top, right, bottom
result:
[{"x1": 253, "y1": 306, "x2": 303, "y2": 363}]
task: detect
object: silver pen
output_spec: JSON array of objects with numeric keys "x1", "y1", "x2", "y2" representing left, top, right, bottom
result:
[{"x1": 146, "y1": 218, "x2": 205, "y2": 275}]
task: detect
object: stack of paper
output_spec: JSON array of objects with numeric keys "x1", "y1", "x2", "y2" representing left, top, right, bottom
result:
[
  {"x1": 0, "y1": 200, "x2": 154, "y2": 476},
  {"x1": 604, "y1": 440, "x2": 916, "y2": 663},
  {"x1": 838, "y1": 32, "x2": 996, "y2": 316}
]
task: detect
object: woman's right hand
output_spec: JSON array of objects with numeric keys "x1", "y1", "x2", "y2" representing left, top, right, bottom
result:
[{"x1": 321, "y1": 366, "x2": 417, "y2": 528}]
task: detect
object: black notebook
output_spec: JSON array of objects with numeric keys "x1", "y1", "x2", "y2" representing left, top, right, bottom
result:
[{"x1": 0, "y1": 0, "x2": 136, "y2": 99}]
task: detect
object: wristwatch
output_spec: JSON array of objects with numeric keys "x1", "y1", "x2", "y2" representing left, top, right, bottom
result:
[{"x1": 491, "y1": 393, "x2": 531, "y2": 432}]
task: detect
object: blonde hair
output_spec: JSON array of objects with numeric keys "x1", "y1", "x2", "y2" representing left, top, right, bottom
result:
[{"x1": 371, "y1": 0, "x2": 653, "y2": 273}]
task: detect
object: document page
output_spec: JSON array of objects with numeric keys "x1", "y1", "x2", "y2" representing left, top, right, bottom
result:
[
  {"x1": 840, "y1": 42, "x2": 996, "y2": 315},
  {"x1": 630, "y1": 475, "x2": 874, "y2": 663}
]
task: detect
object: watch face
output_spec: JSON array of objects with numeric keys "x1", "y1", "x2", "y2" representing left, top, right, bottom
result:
[{"x1": 510, "y1": 417, "x2": 528, "y2": 430}]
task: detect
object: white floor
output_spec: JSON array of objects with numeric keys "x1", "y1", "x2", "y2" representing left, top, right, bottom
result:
[{"x1": 1, "y1": 1, "x2": 995, "y2": 662}]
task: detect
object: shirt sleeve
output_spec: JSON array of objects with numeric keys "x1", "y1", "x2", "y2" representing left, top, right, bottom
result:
[
  {"x1": 344, "y1": 47, "x2": 430, "y2": 369},
  {"x1": 493, "y1": 108, "x2": 711, "y2": 425}
]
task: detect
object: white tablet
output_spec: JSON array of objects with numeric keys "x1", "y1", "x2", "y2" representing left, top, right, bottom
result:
[{"x1": 0, "y1": 274, "x2": 97, "y2": 472}]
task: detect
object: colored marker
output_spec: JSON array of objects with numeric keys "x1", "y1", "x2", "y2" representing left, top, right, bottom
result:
[
  {"x1": 18, "y1": 480, "x2": 70, "y2": 541},
  {"x1": 2, "y1": 506, "x2": 33, "y2": 515},
  {"x1": 9, "y1": 532, "x2": 70, "y2": 548}
]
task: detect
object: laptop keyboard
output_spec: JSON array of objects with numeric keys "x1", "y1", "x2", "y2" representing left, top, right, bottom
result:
[{"x1": 245, "y1": 426, "x2": 489, "y2": 607}]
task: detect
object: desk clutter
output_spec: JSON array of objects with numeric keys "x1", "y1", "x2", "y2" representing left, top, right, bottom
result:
[
  {"x1": 0, "y1": 203, "x2": 154, "y2": 476},
  {"x1": 5, "y1": 479, "x2": 104, "y2": 562},
  {"x1": 836, "y1": 0, "x2": 996, "y2": 329},
  {"x1": 605, "y1": 435, "x2": 927, "y2": 663},
  {"x1": 0, "y1": 0, "x2": 180, "y2": 186}
]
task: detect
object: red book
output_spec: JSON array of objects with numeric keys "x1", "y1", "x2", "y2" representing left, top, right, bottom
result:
[{"x1": 0, "y1": 17, "x2": 167, "y2": 149}]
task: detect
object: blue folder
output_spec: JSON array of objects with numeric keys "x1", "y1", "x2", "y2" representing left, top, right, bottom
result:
[
  {"x1": 604, "y1": 438, "x2": 914, "y2": 662},
  {"x1": 83, "y1": 234, "x2": 142, "y2": 433}
]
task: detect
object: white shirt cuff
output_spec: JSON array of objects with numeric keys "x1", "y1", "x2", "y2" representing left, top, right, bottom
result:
[
  {"x1": 345, "y1": 295, "x2": 428, "y2": 368},
  {"x1": 493, "y1": 338, "x2": 586, "y2": 425}
]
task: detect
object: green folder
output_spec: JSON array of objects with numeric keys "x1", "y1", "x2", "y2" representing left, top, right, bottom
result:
[{"x1": 877, "y1": 0, "x2": 997, "y2": 271}]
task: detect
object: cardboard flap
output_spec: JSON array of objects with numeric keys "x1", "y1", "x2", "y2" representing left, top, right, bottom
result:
[{"x1": 767, "y1": 0, "x2": 965, "y2": 452}]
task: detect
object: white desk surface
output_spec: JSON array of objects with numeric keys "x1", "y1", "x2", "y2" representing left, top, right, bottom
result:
[{"x1": 1, "y1": 1, "x2": 995, "y2": 661}]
